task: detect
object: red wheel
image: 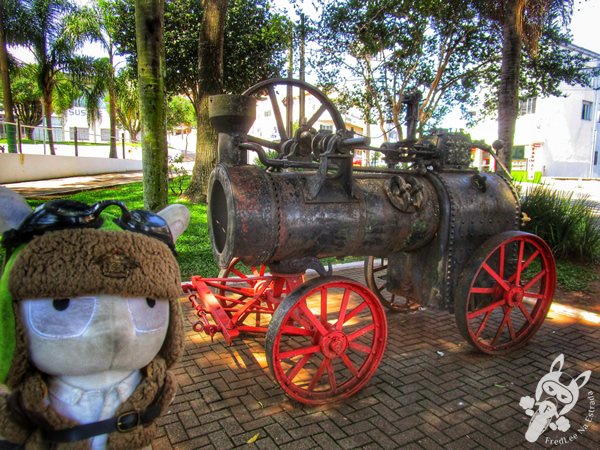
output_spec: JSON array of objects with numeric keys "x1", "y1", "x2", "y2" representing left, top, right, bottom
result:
[
  {"x1": 455, "y1": 231, "x2": 556, "y2": 355},
  {"x1": 216, "y1": 258, "x2": 302, "y2": 328},
  {"x1": 266, "y1": 276, "x2": 387, "y2": 405},
  {"x1": 364, "y1": 256, "x2": 420, "y2": 312}
]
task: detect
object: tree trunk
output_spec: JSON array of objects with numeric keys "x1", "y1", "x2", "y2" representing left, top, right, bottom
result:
[
  {"x1": 108, "y1": 48, "x2": 118, "y2": 159},
  {"x1": 497, "y1": 0, "x2": 521, "y2": 173},
  {"x1": 135, "y1": 0, "x2": 168, "y2": 211},
  {"x1": 0, "y1": 22, "x2": 17, "y2": 153},
  {"x1": 42, "y1": 89, "x2": 56, "y2": 155},
  {"x1": 184, "y1": 0, "x2": 227, "y2": 203}
]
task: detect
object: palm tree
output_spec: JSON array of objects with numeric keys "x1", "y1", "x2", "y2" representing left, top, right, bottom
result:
[
  {"x1": 0, "y1": 0, "x2": 27, "y2": 153},
  {"x1": 114, "y1": 69, "x2": 141, "y2": 143},
  {"x1": 79, "y1": 57, "x2": 112, "y2": 140},
  {"x1": 25, "y1": 0, "x2": 92, "y2": 155},
  {"x1": 478, "y1": 0, "x2": 573, "y2": 171},
  {"x1": 78, "y1": 0, "x2": 119, "y2": 158}
]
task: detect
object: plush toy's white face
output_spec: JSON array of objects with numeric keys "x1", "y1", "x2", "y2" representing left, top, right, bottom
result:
[{"x1": 20, "y1": 295, "x2": 169, "y2": 376}]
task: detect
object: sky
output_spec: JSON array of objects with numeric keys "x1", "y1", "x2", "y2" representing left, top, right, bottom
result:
[{"x1": 571, "y1": 0, "x2": 600, "y2": 54}]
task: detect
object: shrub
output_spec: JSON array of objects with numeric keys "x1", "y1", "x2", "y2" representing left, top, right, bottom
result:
[
  {"x1": 520, "y1": 184, "x2": 600, "y2": 262},
  {"x1": 168, "y1": 154, "x2": 188, "y2": 196}
]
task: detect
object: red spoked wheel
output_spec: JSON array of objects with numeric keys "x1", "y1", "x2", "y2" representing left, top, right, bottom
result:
[
  {"x1": 216, "y1": 257, "x2": 303, "y2": 328},
  {"x1": 265, "y1": 276, "x2": 387, "y2": 405},
  {"x1": 364, "y1": 256, "x2": 420, "y2": 313},
  {"x1": 455, "y1": 231, "x2": 556, "y2": 355}
]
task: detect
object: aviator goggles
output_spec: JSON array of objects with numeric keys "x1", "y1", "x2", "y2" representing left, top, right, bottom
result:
[{"x1": 1, "y1": 200, "x2": 176, "y2": 262}]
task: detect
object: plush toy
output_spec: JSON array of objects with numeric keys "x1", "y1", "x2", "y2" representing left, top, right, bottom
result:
[{"x1": 0, "y1": 193, "x2": 189, "y2": 449}]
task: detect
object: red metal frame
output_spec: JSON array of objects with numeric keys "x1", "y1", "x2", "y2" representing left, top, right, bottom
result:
[{"x1": 184, "y1": 273, "x2": 304, "y2": 345}]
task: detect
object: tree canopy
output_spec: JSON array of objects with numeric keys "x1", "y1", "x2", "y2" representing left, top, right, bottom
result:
[
  {"x1": 314, "y1": 0, "x2": 589, "y2": 143},
  {"x1": 110, "y1": 0, "x2": 289, "y2": 105}
]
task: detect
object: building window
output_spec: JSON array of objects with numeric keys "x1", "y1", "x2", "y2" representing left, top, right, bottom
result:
[
  {"x1": 100, "y1": 129, "x2": 111, "y2": 141},
  {"x1": 70, "y1": 127, "x2": 89, "y2": 141},
  {"x1": 582, "y1": 101, "x2": 592, "y2": 121},
  {"x1": 264, "y1": 110, "x2": 272, "y2": 117},
  {"x1": 319, "y1": 124, "x2": 333, "y2": 132},
  {"x1": 519, "y1": 97, "x2": 537, "y2": 115}
]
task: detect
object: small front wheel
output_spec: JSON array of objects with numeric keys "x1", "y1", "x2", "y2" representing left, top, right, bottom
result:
[{"x1": 266, "y1": 276, "x2": 387, "y2": 405}]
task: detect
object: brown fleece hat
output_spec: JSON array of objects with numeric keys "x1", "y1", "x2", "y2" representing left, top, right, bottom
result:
[{"x1": 9, "y1": 228, "x2": 182, "y2": 301}]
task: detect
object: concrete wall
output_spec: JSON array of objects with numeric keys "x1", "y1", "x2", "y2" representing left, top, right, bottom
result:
[{"x1": 0, "y1": 153, "x2": 142, "y2": 183}]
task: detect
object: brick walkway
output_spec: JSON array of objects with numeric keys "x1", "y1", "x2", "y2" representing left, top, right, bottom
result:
[{"x1": 152, "y1": 266, "x2": 600, "y2": 449}]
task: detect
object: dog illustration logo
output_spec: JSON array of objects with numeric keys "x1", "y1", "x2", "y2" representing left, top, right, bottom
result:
[{"x1": 519, "y1": 354, "x2": 591, "y2": 443}]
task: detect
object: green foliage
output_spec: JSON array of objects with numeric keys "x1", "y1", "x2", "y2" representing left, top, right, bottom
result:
[
  {"x1": 7, "y1": 65, "x2": 43, "y2": 135},
  {"x1": 223, "y1": 0, "x2": 289, "y2": 94},
  {"x1": 114, "y1": 69, "x2": 140, "y2": 141},
  {"x1": 520, "y1": 184, "x2": 600, "y2": 262},
  {"x1": 315, "y1": 0, "x2": 589, "y2": 131},
  {"x1": 0, "y1": 0, "x2": 29, "y2": 46},
  {"x1": 167, "y1": 154, "x2": 188, "y2": 197},
  {"x1": 51, "y1": 71, "x2": 85, "y2": 116},
  {"x1": 314, "y1": 0, "x2": 500, "y2": 137},
  {"x1": 166, "y1": 96, "x2": 195, "y2": 133},
  {"x1": 470, "y1": 1, "x2": 589, "y2": 123},
  {"x1": 555, "y1": 260, "x2": 599, "y2": 292},
  {"x1": 110, "y1": 0, "x2": 289, "y2": 101},
  {"x1": 77, "y1": 57, "x2": 112, "y2": 127}
]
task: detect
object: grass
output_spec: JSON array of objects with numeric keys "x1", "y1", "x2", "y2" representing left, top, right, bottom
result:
[
  {"x1": 21, "y1": 179, "x2": 219, "y2": 280},
  {"x1": 556, "y1": 260, "x2": 599, "y2": 292}
]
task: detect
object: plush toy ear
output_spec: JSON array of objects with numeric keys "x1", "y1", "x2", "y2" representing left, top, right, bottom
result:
[
  {"x1": 0, "y1": 187, "x2": 31, "y2": 234},
  {"x1": 549, "y1": 354, "x2": 564, "y2": 373},
  {"x1": 158, "y1": 204, "x2": 190, "y2": 242}
]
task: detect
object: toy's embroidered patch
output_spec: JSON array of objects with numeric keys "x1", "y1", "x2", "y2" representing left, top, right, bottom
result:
[{"x1": 95, "y1": 251, "x2": 140, "y2": 279}]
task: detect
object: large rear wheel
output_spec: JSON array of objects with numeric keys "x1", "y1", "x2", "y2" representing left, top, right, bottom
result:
[{"x1": 454, "y1": 231, "x2": 556, "y2": 354}]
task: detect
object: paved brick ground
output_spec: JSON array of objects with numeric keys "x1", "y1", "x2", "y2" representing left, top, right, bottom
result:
[{"x1": 153, "y1": 266, "x2": 600, "y2": 449}]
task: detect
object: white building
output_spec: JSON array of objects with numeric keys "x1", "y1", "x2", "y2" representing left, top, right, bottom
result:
[{"x1": 472, "y1": 44, "x2": 600, "y2": 180}]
